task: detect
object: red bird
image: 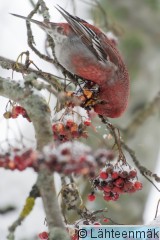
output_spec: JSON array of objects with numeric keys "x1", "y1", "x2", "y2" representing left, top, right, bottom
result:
[{"x1": 11, "y1": 6, "x2": 130, "y2": 118}]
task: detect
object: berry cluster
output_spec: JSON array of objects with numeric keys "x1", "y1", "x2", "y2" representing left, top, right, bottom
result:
[
  {"x1": 52, "y1": 107, "x2": 91, "y2": 142},
  {"x1": 43, "y1": 141, "x2": 96, "y2": 175},
  {"x1": 92, "y1": 162, "x2": 142, "y2": 201},
  {"x1": 3, "y1": 106, "x2": 31, "y2": 122},
  {"x1": 0, "y1": 148, "x2": 37, "y2": 171},
  {"x1": 0, "y1": 141, "x2": 96, "y2": 175}
]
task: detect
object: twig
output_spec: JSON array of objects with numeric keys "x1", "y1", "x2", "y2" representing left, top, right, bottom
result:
[
  {"x1": 0, "y1": 56, "x2": 62, "y2": 90},
  {"x1": 99, "y1": 115, "x2": 127, "y2": 163}
]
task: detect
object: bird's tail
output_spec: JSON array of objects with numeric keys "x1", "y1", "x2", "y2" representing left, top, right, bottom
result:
[{"x1": 10, "y1": 13, "x2": 47, "y2": 28}]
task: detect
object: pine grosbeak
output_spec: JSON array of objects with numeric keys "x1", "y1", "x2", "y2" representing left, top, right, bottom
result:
[{"x1": 11, "y1": 6, "x2": 130, "y2": 118}]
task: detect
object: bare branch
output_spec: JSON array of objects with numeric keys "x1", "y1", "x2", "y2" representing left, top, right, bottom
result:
[{"x1": 0, "y1": 56, "x2": 62, "y2": 90}]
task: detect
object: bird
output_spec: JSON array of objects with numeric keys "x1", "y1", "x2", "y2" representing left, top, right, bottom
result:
[{"x1": 11, "y1": 5, "x2": 130, "y2": 118}]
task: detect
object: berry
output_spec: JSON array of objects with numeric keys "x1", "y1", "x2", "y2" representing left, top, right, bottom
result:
[
  {"x1": 94, "y1": 222, "x2": 101, "y2": 225},
  {"x1": 103, "y1": 195, "x2": 112, "y2": 201},
  {"x1": 66, "y1": 119, "x2": 74, "y2": 127},
  {"x1": 111, "y1": 171, "x2": 119, "y2": 179},
  {"x1": 119, "y1": 171, "x2": 128, "y2": 178},
  {"x1": 129, "y1": 170, "x2": 137, "y2": 178},
  {"x1": 100, "y1": 171, "x2": 108, "y2": 179},
  {"x1": 134, "y1": 181, "x2": 143, "y2": 190},
  {"x1": 84, "y1": 119, "x2": 91, "y2": 126},
  {"x1": 103, "y1": 185, "x2": 112, "y2": 192},
  {"x1": 103, "y1": 218, "x2": 109, "y2": 223},
  {"x1": 114, "y1": 178, "x2": 124, "y2": 188},
  {"x1": 72, "y1": 234, "x2": 78, "y2": 240},
  {"x1": 88, "y1": 193, "x2": 96, "y2": 201},
  {"x1": 38, "y1": 231, "x2": 49, "y2": 239},
  {"x1": 3, "y1": 111, "x2": 12, "y2": 119}
]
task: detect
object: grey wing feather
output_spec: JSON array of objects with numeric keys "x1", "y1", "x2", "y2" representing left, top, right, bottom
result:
[{"x1": 56, "y1": 5, "x2": 108, "y2": 63}]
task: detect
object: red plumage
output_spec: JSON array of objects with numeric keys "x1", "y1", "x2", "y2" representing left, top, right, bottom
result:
[{"x1": 11, "y1": 6, "x2": 130, "y2": 118}]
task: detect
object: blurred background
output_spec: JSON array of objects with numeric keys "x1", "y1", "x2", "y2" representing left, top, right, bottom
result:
[{"x1": 0, "y1": 0, "x2": 160, "y2": 239}]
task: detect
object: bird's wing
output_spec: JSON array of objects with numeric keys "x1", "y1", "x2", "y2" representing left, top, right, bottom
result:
[{"x1": 56, "y1": 5, "x2": 108, "y2": 63}]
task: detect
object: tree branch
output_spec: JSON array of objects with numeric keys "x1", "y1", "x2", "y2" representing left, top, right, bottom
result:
[
  {"x1": 0, "y1": 76, "x2": 70, "y2": 240},
  {"x1": 0, "y1": 56, "x2": 62, "y2": 90}
]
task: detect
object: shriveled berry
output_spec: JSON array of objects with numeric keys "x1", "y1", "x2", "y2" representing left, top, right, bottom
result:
[
  {"x1": 3, "y1": 111, "x2": 12, "y2": 119},
  {"x1": 129, "y1": 170, "x2": 137, "y2": 178},
  {"x1": 123, "y1": 181, "x2": 133, "y2": 192},
  {"x1": 119, "y1": 171, "x2": 129, "y2": 178}
]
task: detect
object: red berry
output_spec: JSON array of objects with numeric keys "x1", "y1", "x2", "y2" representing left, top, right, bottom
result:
[
  {"x1": 103, "y1": 185, "x2": 112, "y2": 192},
  {"x1": 88, "y1": 193, "x2": 96, "y2": 201},
  {"x1": 94, "y1": 222, "x2": 101, "y2": 225},
  {"x1": 114, "y1": 178, "x2": 124, "y2": 187},
  {"x1": 103, "y1": 218, "x2": 109, "y2": 223},
  {"x1": 38, "y1": 231, "x2": 49, "y2": 239},
  {"x1": 15, "y1": 106, "x2": 24, "y2": 114},
  {"x1": 66, "y1": 119, "x2": 74, "y2": 127},
  {"x1": 134, "y1": 181, "x2": 142, "y2": 190},
  {"x1": 72, "y1": 234, "x2": 78, "y2": 240},
  {"x1": 99, "y1": 171, "x2": 108, "y2": 179},
  {"x1": 112, "y1": 186, "x2": 122, "y2": 194},
  {"x1": 129, "y1": 170, "x2": 137, "y2": 178},
  {"x1": 84, "y1": 119, "x2": 91, "y2": 126},
  {"x1": 123, "y1": 181, "x2": 133, "y2": 192},
  {"x1": 111, "y1": 171, "x2": 119, "y2": 179},
  {"x1": 103, "y1": 195, "x2": 112, "y2": 201},
  {"x1": 11, "y1": 107, "x2": 19, "y2": 118}
]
